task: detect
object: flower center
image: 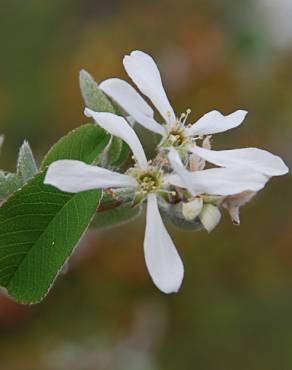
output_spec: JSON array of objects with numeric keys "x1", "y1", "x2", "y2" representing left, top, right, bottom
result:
[
  {"x1": 161, "y1": 109, "x2": 192, "y2": 149},
  {"x1": 137, "y1": 171, "x2": 161, "y2": 193},
  {"x1": 168, "y1": 128, "x2": 186, "y2": 147}
]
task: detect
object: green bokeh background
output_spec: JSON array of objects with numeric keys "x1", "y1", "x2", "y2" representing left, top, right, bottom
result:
[{"x1": 0, "y1": 1, "x2": 292, "y2": 369}]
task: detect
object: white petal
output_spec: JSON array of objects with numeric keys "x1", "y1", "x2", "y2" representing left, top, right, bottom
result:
[
  {"x1": 186, "y1": 110, "x2": 247, "y2": 137},
  {"x1": 84, "y1": 109, "x2": 148, "y2": 169},
  {"x1": 222, "y1": 191, "x2": 256, "y2": 225},
  {"x1": 44, "y1": 160, "x2": 137, "y2": 193},
  {"x1": 123, "y1": 50, "x2": 176, "y2": 126},
  {"x1": 144, "y1": 194, "x2": 184, "y2": 294},
  {"x1": 199, "y1": 204, "x2": 221, "y2": 232},
  {"x1": 167, "y1": 148, "x2": 268, "y2": 196},
  {"x1": 99, "y1": 78, "x2": 165, "y2": 136},
  {"x1": 167, "y1": 148, "x2": 196, "y2": 194},
  {"x1": 190, "y1": 146, "x2": 289, "y2": 177}
]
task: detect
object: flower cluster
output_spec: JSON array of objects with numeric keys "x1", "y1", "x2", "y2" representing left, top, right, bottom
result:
[{"x1": 45, "y1": 50, "x2": 288, "y2": 294}]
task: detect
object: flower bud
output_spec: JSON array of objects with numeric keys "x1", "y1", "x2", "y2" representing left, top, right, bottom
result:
[
  {"x1": 199, "y1": 204, "x2": 221, "y2": 232},
  {"x1": 182, "y1": 198, "x2": 203, "y2": 221}
]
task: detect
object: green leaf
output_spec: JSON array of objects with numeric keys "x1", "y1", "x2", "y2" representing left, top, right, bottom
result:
[
  {"x1": 91, "y1": 202, "x2": 142, "y2": 230},
  {"x1": 0, "y1": 173, "x2": 101, "y2": 304},
  {"x1": 0, "y1": 171, "x2": 22, "y2": 200},
  {"x1": 106, "y1": 136, "x2": 123, "y2": 165},
  {"x1": 41, "y1": 124, "x2": 109, "y2": 169},
  {"x1": 111, "y1": 141, "x2": 130, "y2": 168},
  {"x1": 0, "y1": 124, "x2": 110, "y2": 303},
  {"x1": 79, "y1": 69, "x2": 115, "y2": 113},
  {"x1": 79, "y1": 70, "x2": 130, "y2": 167},
  {"x1": 17, "y1": 140, "x2": 38, "y2": 182}
]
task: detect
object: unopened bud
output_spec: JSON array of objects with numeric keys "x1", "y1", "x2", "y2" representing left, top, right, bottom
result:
[
  {"x1": 182, "y1": 198, "x2": 203, "y2": 221},
  {"x1": 199, "y1": 204, "x2": 221, "y2": 233}
]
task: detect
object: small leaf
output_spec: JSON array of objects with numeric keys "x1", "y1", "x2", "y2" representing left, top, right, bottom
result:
[
  {"x1": 91, "y1": 202, "x2": 142, "y2": 229},
  {"x1": 79, "y1": 70, "x2": 130, "y2": 167},
  {"x1": 41, "y1": 124, "x2": 109, "y2": 169},
  {"x1": 79, "y1": 69, "x2": 115, "y2": 113},
  {"x1": 0, "y1": 171, "x2": 22, "y2": 200},
  {"x1": 17, "y1": 140, "x2": 38, "y2": 182}
]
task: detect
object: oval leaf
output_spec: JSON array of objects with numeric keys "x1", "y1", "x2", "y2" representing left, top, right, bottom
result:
[{"x1": 0, "y1": 174, "x2": 101, "y2": 304}]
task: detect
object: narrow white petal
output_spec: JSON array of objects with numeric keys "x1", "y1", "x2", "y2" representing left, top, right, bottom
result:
[
  {"x1": 144, "y1": 194, "x2": 184, "y2": 294},
  {"x1": 123, "y1": 50, "x2": 176, "y2": 125},
  {"x1": 168, "y1": 148, "x2": 196, "y2": 194},
  {"x1": 44, "y1": 160, "x2": 137, "y2": 193},
  {"x1": 99, "y1": 78, "x2": 165, "y2": 136},
  {"x1": 84, "y1": 109, "x2": 148, "y2": 169},
  {"x1": 167, "y1": 148, "x2": 268, "y2": 196},
  {"x1": 199, "y1": 204, "x2": 221, "y2": 232},
  {"x1": 190, "y1": 146, "x2": 289, "y2": 177},
  {"x1": 186, "y1": 110, "x2": 247, "y2": 137},
  {"x1": 185, "y1": 168, "x2": 268, "y2": 196}
]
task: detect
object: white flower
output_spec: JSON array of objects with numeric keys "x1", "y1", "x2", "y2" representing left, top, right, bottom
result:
[
  {"x1": 45, "y1": 112, "x2": 184, "y2": 294},
  {"x1": 99, "y1": 50, "x2": 288, "y2": 178},
  {"x1": 45, "y1": 112, "x2": 269, "y2": 293}
]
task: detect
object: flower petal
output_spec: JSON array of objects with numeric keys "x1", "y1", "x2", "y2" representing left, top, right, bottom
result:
[
  {"x1": 222, "y1": 191, "x2": 256, "y2": 225},
  {"x1": 167, "y1": 148, "x2": 268, "y2": 196},
  {"x1": 190, "y1": 146, "x2": 289, "y2": 176},
  {"x1": 167, "y1": 148, "x2": 196, "y2": 195},
  {"x1": 99, "y1": 78, "x2": 165, "y2": 136},
  {"x1": 84, "y1": 109, "x2": 148, "y2": 169},
  {"x1": 144, "y1": 194, "x2": 184, "y2": 294},
  {"x1": 44, "y1": 160, "x2": 137, "y2": 193},
  {"x1": 186, "y1": 110, "x2": 247, "y2": 137},
  {"x1": 123, "y1": 50, "x2": 176, "y2": 126}
]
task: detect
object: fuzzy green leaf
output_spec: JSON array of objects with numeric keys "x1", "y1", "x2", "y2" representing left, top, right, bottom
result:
[
  {"x1": 79, "y1": 69, "x2": 115, "y2": 113},
  {"x1": 17, "y1": 140, "x2": 38, "y2": 182},
  {"x1": 79, "y1": 70, "x2": 130, "y2": 167},
  {"x1": 0, "y1": 171, "x2": 22, "y2": 200}
]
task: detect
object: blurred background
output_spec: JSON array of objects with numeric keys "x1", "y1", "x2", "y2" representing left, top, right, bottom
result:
[{"x1": 0, "y1": 0, "x2": 292, "y2": 369}]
